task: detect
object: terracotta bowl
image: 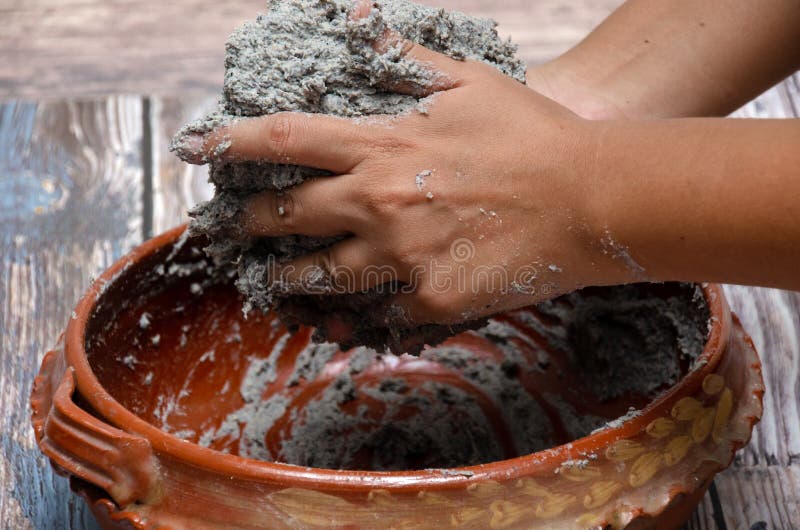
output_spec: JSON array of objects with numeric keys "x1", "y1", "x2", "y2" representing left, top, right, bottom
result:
[{"x1": 31, "y1": 226, "x2": 764, "y2": 530}]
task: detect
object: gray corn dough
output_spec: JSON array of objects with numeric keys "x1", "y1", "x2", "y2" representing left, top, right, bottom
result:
[
  {"x1": 535, "y1": 283, "x2": 711, "y2": 401},
  {"x1": 171, "y1": 0, "x2": 526, "y2": 354},
  {"x1": 192, "y1": 283, "x2": 711, "y2": 470}
]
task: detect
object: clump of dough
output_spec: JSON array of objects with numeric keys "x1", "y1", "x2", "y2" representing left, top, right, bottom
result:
[{"x1": 171, "y1": 0, "x2": 526, "y2": 353}]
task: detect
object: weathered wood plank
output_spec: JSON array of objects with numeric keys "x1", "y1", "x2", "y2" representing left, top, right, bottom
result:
[
  {"x1": 730, "y1": 73, "x2": 800, "y2": 120},
  {"x1": 0, "y1": 0, "x2": 260, "y2": 99},
  {"x1": 0, "y1": 98, "x2": 144, "y2": 529},
  {"x1": 687, "y1": 466, "x2": 800, "y2": 530},
  {"x1": 715, "y1": 465, "x2": 800, "y2": 529},
  {"x1": 0, "y1": 0, "x2": 621, "y2": 100},
  {"x1": 722, "y1": 287, "x2": 800, "y2": 468},
  {"x1": 149, "y1": 94, "x2": 216, "y2": 234}
]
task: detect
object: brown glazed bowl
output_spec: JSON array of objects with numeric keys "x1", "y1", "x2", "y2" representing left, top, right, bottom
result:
[{"x1": 31, "y1": 226, "x2": 764, "y2": 530}]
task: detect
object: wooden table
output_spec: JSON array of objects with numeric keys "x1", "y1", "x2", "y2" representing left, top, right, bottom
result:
[{"x1": 1, "y1": 1, "x2": 798, "y2": 528}]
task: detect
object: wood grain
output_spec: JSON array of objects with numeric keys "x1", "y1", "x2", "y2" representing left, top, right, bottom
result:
[
  {"x1": 0, "y1": 0, "x2": 622, "y2": 100},
  {"x1": 0, "y1": 98, "x2": 144, "y2": 529},
  {"x1": 685, "y1": 467, "x2": 800, "y2": 530},
  {"x1": 0, "y1": 0, "x2": 260, "y2": 99},
  {"x1": 714, "y1": 466, "x2": 800, "y2": 529},
  {"x1": 724, "y1": 287, "x2": 800, "y2": 468},
  {"x1": 149, "y1": 94, "x2": 215, "y2": 234}
]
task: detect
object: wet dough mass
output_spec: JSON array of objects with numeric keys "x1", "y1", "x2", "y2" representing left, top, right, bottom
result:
[{"x1": 171, "y1": 0, "x2": 526, "y2": 353}]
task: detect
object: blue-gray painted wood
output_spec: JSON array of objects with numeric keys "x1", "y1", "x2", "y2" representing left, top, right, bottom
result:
[{"x1": 0, "y1": 98, "x2": 144, "y2": 529}]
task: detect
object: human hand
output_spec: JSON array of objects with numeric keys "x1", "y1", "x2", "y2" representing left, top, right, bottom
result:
[
  {"x1": 180, "y1": 2, "x2": 636, "y2": 330},
  {"x1": 524, "y1": 0, "x2": 800, "y2": 120}
]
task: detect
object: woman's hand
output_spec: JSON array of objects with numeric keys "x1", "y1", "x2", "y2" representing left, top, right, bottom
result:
[
  {"x1": 181, "y1": 11, "x2": 635, "y2": 328},
  {"x1": 526, "y1": 0, "x2": 800, "y2": 120}
]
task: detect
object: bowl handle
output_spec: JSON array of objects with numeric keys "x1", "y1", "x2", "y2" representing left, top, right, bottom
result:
[{"x1": 31, "y1": 348, "x2": 157, "y2": 507}]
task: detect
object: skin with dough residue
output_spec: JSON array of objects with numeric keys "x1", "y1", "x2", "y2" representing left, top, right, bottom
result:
[{"x1": 170, "y1": 0, "x2": 526, "y2": 353}]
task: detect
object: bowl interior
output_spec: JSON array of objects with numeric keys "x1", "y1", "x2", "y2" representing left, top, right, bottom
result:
[{"x1": 85, "y1": 236, "x2": 710, "y2": 471}]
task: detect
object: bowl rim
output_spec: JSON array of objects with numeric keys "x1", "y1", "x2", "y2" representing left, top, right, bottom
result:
[{"x1": 64, "y1": 225, "x2": 731, "y2": 492}]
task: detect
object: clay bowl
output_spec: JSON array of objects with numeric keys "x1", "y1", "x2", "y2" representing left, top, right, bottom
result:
[{"x1": 31, "y1": 226, "x2": 764, "y2": 530}]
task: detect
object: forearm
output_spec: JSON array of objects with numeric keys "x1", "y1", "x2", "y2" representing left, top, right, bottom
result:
[
  {"x1": 529, "y1": 0, "x2": 800, "y2": 119},
  {"x1": 586, "y1": 118, "x2": 800, "y2": 289}
]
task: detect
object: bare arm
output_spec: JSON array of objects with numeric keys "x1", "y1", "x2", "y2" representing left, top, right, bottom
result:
[
  {"x1": 527, "y1": 0, "x2": 800, "y2": 119},
  {"x1": 586, "y1": 118, "x2": 800, "y2": 290}
]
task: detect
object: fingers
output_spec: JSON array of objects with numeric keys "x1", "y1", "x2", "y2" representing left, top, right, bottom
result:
[
  {"x1": 178, "y1": 112, "x2": 368, "y2": 171},
  {"x1": 349, "y1": 0, "x2": 466, "y2": 96},
  {"x1": 242, "y1": 175, "x2": 364, "y2": 237},
  {"x1": 276, "y1": 238, "x2": 403, "y2": 294}
]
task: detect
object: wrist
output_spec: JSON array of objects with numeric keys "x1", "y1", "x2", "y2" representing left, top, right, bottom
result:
[{"x1": 574, "y1": 120, "x2": 655, "y2": 285}]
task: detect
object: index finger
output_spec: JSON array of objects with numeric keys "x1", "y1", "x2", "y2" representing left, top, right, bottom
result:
[{"x1": 173, "y1": 112, "x2": 370, "y2": 172}]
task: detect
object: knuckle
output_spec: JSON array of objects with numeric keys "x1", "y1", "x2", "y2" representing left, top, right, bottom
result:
[
  {"x1": 385, "y1": 182, "x2": 419, "y2": 209},
  {"x1": 256, "y1": 191, "x2": 297, "y2": 233},
  {"x1": 369, "y1": 197, "x2": 402, "y2": 222},
  {"x1": 267, "y1": 113, "x2": 296, "y2": 160},
  {"x1": 352, "y1": 183, "x2": 382, "y2": 215},
  {"x1": 358, "y1": 179, "x2": 417, "y2": 218},
  {"x1": 372, "y1": 134, "x2": 416, "y2": 156},
  {"x1": 353, "y1": 180, "x2": 390, "y2": 217},
  {"x1": 274, "y1": 192, "x2": 297, "y2": 230}
]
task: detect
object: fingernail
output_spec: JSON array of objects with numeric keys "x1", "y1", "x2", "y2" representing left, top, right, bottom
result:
[
  {"x1": 170, "y1": 132, "x2": 207, "y2": 164},
  {"x1": 348, "y1": 0, "x2": 373, "y2": 21}
]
